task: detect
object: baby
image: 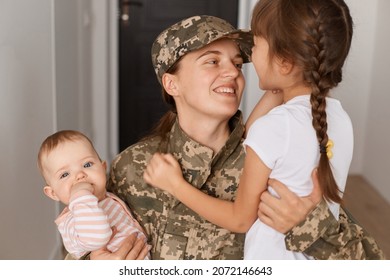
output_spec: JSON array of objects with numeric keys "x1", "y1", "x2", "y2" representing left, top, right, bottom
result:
[{"x1": 38, "y1": 130, "x2": 149, "y2": 259}]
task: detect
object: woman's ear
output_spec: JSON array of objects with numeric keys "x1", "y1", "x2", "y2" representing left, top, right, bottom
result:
[
  {"x1": 43, "y1": 186, "x2": 60, "y2": 201},
  {"x1": 162, "y1": 73, "x2": 179, "y2": 96}
]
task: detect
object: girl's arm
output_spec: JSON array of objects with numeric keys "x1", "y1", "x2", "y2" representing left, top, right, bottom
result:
[
  {"x1": 143, "y1": 149, "x2": 271, "y2": 233},
  {"x1": 245, "y1": 90, "x2": 283, "y2": 136}
]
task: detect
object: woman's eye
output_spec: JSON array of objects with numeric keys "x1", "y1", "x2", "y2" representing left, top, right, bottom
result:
[
  {"x1": 207, "y1": 59, "x2": 218, "y2": 65},
  {"x1": 60, "y1": 172, "x2": 69, "y2": 179},
  {"x1": 84, "y1": 162, "x2": 93, "y2": 168}
]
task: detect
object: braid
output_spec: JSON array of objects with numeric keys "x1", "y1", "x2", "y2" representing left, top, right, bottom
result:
[
  {"x1": 305, "y1": 1, "x2": 352, "y2": 204},
  {"x1": 308, "y1": 51, "x2": 342, "y2": 203},
  {"x1": 306, "y1": 13, "x2": 329, "y2": 148}
]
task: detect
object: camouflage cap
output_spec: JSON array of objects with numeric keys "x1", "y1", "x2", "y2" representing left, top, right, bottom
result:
[{"x1": 151, "y1": 15, "x2": 253, "y2": 84}]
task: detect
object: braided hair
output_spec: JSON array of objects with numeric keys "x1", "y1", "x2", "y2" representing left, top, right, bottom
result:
[{"x1": 251, "y1": 0, "x2": 353, "y2": 203}]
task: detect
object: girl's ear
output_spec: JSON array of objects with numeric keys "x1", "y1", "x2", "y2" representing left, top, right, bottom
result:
[
  {"x1": 162, "y1": 73, "x2": 179, "y2": 96},
  {"x1": 43, "y1": 186, "x2": 60, "y2": 201},
  {"x1": 276, "y1": 57, "x2": 294, "y2": 75}
]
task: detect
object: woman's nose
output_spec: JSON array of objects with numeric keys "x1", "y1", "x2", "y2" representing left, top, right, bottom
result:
[{"x1": 222, "y1": 62, "x2": 240, "y2": 78}]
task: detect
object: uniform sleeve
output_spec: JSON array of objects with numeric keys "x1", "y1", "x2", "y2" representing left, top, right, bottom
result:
[{"x1": 285, "y1": 200, "x2": 386, "y2": 259}]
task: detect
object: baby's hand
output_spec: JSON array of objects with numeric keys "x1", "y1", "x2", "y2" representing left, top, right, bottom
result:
[
  {"x1": 143, "y1": 153, "x2": 185, "y2": 195},
  {"x1": 71, "y1": 181, "x2": 94, "y2": 197}
]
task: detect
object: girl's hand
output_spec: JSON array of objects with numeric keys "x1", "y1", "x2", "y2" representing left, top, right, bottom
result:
[{"x1": 143, "y1": 153, "x2": 185, "y2": 196}]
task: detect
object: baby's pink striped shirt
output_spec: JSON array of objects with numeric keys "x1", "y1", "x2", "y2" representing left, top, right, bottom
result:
[{"x1": 55, "y1": 190, "x2": 148, "y2": 259}]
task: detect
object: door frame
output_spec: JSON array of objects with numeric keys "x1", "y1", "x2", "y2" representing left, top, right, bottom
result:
[{"x1": 89, "y1": 0, "x2": 119, "y2": 164}]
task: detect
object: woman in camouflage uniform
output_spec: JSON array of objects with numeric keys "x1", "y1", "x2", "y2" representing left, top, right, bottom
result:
[{"x1": 95, "y1": 15, "x2": 384, "y2": 260}]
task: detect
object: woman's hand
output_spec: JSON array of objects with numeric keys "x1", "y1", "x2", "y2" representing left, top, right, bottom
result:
[
  {"x1": 90, "y1": 231, "x2": 150, "y2": 260},
  {"x1": 143, "y1": 153, "x2": 185, "y2": 196},
  {"x1": 258, "y1": 169, "x2": 322, "y2": 233}
]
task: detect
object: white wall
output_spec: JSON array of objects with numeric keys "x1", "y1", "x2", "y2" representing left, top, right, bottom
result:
[
  {"x1": 0, "y1": 0, "x2": 104, "y2": 259},
  {"x1": 239, "y1": 0, "x2": 390, "y2": 204},
  {"x1": 332, "y1": 0, "x2": 377, "y2": 175},
  {"x1": 55, "y1": 0, "x2": 93, "y2": 135},
  {"x1": 0, "y1": 0, "x2": 60, "y2": 259},
  {"x1": 362, "y1": 0, "x2": 390, "y2": 202}
]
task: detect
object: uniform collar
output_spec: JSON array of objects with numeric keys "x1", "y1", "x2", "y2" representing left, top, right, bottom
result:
[{"x1": 164, "y1": 111, "x2": 245, "y2": 188}]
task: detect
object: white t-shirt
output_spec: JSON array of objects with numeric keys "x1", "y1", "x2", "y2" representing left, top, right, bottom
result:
[{"x1": 243, "y1": 95, "x2": 353, "y2": 259}]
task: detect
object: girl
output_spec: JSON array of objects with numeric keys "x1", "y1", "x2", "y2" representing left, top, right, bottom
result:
[{"x1": 144, "y1": 0, "x2": 355, "y2": 260}]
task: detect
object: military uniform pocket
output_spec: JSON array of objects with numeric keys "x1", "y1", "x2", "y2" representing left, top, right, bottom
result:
[{"x1": 159, "y1": 233, "x2": 187, "y2": 260}]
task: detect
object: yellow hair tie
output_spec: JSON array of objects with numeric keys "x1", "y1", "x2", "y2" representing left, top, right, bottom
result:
[
  {"x1": 326, "y1": 139, "x2": 334, "y2": 159},
  {"x1": 320, "y1": 139, "x2": 334, "y2": 159}
]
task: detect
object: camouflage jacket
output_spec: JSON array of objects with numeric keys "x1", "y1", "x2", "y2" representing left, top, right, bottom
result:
[
  {"x1": 107, "y1": 112, "x2": 246, "y2": 259},
  {"x1": 286, "y1": 200, "x2": 385, "y2": 259},
  {"x1": 107, "y1": 111, "x2": 385, "y2": 260}
]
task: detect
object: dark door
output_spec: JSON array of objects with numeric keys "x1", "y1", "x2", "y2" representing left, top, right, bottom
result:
[{"x1": 118, "y1": 0, "x2": 239, "y2": 150}]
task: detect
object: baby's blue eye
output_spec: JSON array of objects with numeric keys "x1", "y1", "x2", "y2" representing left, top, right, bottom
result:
[
  {"x1": 84, "y1": 162, "x2": 93, "y2": 168},
  {"x1": 60, "y1": 172, "x2": 69, "y2": 179}
]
